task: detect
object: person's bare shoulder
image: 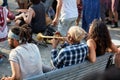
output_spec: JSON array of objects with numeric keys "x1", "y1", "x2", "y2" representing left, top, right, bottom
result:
[{"x1": 87, "y1": 39, "x2": 96, "y2": 49}]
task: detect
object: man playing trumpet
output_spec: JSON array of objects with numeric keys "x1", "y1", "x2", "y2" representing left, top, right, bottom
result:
[{"x1": 50, "y1": 26, "x2": 89, "y2": 69}]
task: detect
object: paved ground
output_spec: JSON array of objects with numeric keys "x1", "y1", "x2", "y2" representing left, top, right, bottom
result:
[{"x1": 0, "y1": 0, "x2": 120, "y2": 78}]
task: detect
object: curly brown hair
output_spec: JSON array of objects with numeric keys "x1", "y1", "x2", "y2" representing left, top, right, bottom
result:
[{"x1": 88, "y1": 19, "x2": 112, "y2": 55}]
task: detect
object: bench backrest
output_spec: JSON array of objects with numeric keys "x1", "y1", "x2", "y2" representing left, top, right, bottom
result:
[{"x1": 27, "y1": 53, "x2": 111, "y2": 80}]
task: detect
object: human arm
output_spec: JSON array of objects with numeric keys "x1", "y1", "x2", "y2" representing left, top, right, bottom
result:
[
  {"x1": 2, "y1": 61, "x2": 21, "y2": 80},
  {"x1": 20, "y1": 8, "x2": 35, "y2": 24},
  {"x1": 110, "y1": 42, "x2": 120, "y2": 54},
  {"x1": 16, "y1": 9, "x2": 28, "y2": 13},
  {"x1": 51, "y1": 49, "x2": 65, "y2": 68},
  {"x1": 52, "y1": 0, "x2": 62, "y2": 26},
  {"x1": 77, "y1": 0, "x2": 80, "y2": 5},
  {"x1": 87, "y1": 39, "x2": 97, "y2": 63},
  {"x1": 7, "y1": 11, "x2": 15, "y2": 20}
]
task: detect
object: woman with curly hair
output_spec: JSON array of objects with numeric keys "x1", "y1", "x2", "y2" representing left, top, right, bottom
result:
[{"x1": 87, "y1": 19, "x2": 120, "y2": 63}]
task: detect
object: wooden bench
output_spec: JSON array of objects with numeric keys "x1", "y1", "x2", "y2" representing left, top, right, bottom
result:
[{"x1": 27, "y1": 53, "x2": 112, "y2": 80}]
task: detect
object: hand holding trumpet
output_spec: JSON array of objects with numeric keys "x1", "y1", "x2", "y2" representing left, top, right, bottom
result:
[
  {"x1": 51, "y1": 32, "x2": 66, "y2": 49},
  {"x1": 36, "y1": 32, "x2": 66, "y2": 48}
]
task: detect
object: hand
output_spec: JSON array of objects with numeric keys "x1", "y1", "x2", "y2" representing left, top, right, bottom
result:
[
  {"x1": 51, "y1": 32, "x2": 66, "y2": 49},
  {"x1": 51, "y1": 38, "x2": 60, "y2": 49},
  {"x1": 52, "y1": 18, "x2": 58, "y2": 26},
  {"x1": 15, "y1": 14, "x2": 23, "y2": 21},
  {"x1": 1, "y1": 76, "x2": 13, "y2": 80}
]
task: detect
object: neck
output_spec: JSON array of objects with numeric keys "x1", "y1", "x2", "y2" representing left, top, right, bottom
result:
[{"x1": 70, "y1": 41, "x2": 80, "y2": 45}]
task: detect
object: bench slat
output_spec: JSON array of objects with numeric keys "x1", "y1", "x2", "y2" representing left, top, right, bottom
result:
[{"x1": 27, "y1": 53, "x2": 111, "y2": 80}]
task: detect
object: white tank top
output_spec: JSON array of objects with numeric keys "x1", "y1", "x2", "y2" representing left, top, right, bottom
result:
[{"x1": 60, "y1": 0, "x2": 78, "y2": 19}]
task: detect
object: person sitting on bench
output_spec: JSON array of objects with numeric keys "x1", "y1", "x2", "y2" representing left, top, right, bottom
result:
[
  {"x1": 87, "y1": 19, "x2": 120, "y2": 63},
  {"x1": 50, "y1": 26, "x2": 89, "y2": 68},
  {"x1": 2, "y1": 25, "x2": 52, "y2": 80}
]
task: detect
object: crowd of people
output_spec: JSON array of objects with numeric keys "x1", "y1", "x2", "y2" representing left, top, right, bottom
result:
[{"x1": 0, "y1": 0, "x2": 120, "y2": 79}]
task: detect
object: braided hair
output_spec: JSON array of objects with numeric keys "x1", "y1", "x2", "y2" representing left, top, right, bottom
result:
[{"x1": 11, "y1": 24, "x2": 32, "y2": 44}]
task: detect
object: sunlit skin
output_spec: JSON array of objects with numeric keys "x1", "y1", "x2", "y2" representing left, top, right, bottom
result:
[
  {"x1": 2, "y1": 38, "x2": 21, "y2": 80},
  {"x1": 87, "y1": 20, "x2": 120, "y2": 63}
]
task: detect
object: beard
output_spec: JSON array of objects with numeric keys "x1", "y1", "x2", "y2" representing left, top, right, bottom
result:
[
  {"x1": 8, "y1": 39, "x2": 16, "y2": 49},
  {"x1": 9, "y1": 43, "x2": 15, "y2": 49}
]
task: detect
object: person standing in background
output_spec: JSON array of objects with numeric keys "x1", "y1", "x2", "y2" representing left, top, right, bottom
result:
[
  {"x1": 100, "y1": 0, "x2": 108, "y2": 22},
  {"x1": 0, "y1": 6, "x2": 15, "y2": 42},
  {"x1": 107, "y1": 0, "x2": 119, "y2": 28},
  {"x1": 82, "y1": 0, "x2": 100, "y2": 32},
  {"x1": 76, "y1": 0, "x2": 82, "y2": 26},
  {"x1": 16, "y1": 0, "x2": 28, "y2": 9},
  {"x1": 52, "y1": 0, "x2": 78, "y2": 36},
  {"x1": 1, "y1": 0, "x2": 8, "y2": 7}
]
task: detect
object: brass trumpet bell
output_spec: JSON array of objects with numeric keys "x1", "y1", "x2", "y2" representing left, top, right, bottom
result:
[{"x1": 37, "y1": 33, "x2": 64, "y2": 41}]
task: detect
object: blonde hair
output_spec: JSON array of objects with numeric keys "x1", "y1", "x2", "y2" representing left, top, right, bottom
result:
[{"x1": 68, "y1": 26, "x2": 86, "y2": 42}]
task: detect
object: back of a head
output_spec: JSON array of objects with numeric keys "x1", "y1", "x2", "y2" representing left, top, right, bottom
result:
[
  {"x1": 68, "y1": 26, "x2": 86, "y2": 42},
  {"x1": 88, "y1": 19, "x2": 112, "y2": 54},
  {"x1": 9, "y1": 24, "x2": 32, "y2": 44},
  {"x1": 89, "y1": 19, "x2": 110, "y2": 39}
]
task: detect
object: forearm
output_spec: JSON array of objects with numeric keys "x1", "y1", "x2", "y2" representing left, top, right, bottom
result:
[
  {"x1": 15, "y1": 14, "x2": 23, "y2": 20},
  {"x1": 51, "y1": 49, "x2": 59, "y2": 67},
  {"x1": 54, "y1": 0, "x2": 62, "y2": 20},
  {"x1": 22, "y1": 13, "x2": 30, "y2": 24},
  {"x1": 51, "y1": 49, "x2": 58, "y2": 59},
  {"x1": 111, "y1": 43, "x2": 120, "y2": 54},
  {"x1": 2, "y1": 72, "x2": 20, "y2": 80},
  {"x1": 77, "y1": 0, "x2": 80, "y2": 5}
]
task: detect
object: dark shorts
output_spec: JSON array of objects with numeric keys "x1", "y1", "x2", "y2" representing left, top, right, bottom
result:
[{"x1": 108, "y1": 0, "x2": 119, "y2": 11}]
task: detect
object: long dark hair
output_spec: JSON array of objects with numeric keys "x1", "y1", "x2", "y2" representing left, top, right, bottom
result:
[
  {"x1": 11, "y1": 24, "x2": 32, "y2": 44},
  {"x1": 88, "y1": 19, "x2": 112, "y2": 54}
]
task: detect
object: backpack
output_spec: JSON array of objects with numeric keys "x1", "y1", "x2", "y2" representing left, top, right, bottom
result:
[{"x1": 105, "y1": 54, "x2": 115, "y2": 70}]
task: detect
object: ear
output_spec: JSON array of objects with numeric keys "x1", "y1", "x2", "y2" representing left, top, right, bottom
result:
[
  {"x1": 13, "y1": 39, "x2": 19, "y2": 47},
  {"x1": 69, "y1": 37, "x2": 73, "y2": 41},
  {"x1": 68, "y1": 36, "x2": 74, "y2": 43}
]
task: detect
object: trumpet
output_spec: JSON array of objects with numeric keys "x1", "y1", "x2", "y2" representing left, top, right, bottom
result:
[{"x1": 37, "y1": 33, "x2": 65, "y2": 41}]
